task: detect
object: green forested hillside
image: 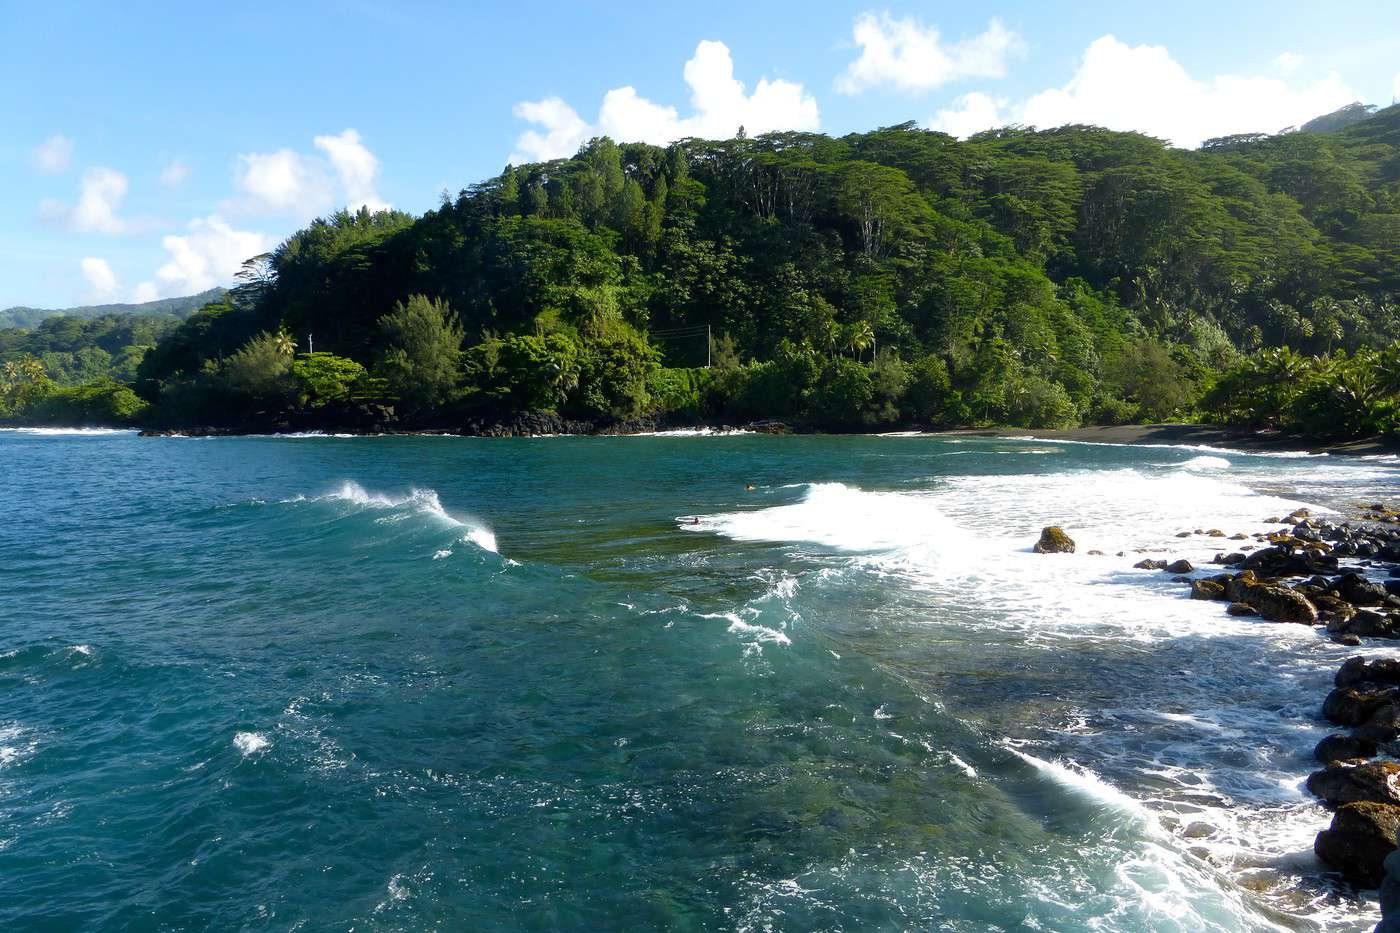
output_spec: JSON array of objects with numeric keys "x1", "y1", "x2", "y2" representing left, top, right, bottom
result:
[
  {"x1": 0, "y1": 288, "x2": 225, "y2": 331},
  {"x1": 6, "y1": 109, "x2": 1400, "y2": 433}
]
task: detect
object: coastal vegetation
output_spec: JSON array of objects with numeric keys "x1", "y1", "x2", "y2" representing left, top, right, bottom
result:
[{"x1": 4, "y1": 105, "x2": 1400, "y2": 436}]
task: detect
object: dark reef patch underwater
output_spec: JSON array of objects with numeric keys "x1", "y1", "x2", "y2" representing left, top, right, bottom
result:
[{"x1": 3, "y1": 427, "x2": 1400, "y2": 930}]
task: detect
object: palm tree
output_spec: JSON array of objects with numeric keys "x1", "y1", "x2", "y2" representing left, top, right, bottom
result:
[{"x1": 846, "y1": 321, "x2": 874, "y2": 361}]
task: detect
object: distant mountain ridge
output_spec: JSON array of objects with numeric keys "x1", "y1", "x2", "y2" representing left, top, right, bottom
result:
[
  {"x1": 1300, "y1": 102, "x2": 1381, "y2": 135},
  {"x1": 0, "y1": 288, "x2": 226, "y2": 330}
]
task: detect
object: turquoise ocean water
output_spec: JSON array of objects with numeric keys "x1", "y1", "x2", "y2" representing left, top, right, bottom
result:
[{"x1": 4, "y1": 428, "x2": 1400, "y2": 930}]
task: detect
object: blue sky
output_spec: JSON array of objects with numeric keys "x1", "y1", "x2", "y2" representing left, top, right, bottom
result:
[{"x1": 3, "y1": 0, "x2": 1398, "y2": 309}]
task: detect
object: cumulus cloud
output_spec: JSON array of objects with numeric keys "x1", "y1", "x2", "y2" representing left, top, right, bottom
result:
[
  {"x1": 1393, "y1": 71, "x2": 1400, "y2": 103},
  {"x1": 160, "y1": 159, "x2": 191, "y2": 187},
  {"x1": 510, "y1": 40, "x2": 819, "y2": 163},
  {"x1": 314, "y1": 129, "x2": 389, "y2": 212},
  {"x1": 1272, "y1": 52, "x2": 1303, "y2": 74},
  {"x1": 930, "y1": 35, "x2": 1356, "y2": 148},
  {"x1": 230, "y1": 129, "x2": 388, "y2": 217},
  {"x1": 836, "y1": 13, "x2": 1022, "y2": 95},
  {"x1": 135, "y1": 215, "x2": 273, "y2": 299},
  {"x1": 39, "y1": 167, "x2": 131, "y2": 234},
  {"x1": 931, "y1": 92, "x2": 1009, "y2": 139},
  {"x1": 33, "y1": 134, "x2": 74, "y2": 174},
  {"x1": 80, "y1": 257, "x2": 121, "y2": 301}
]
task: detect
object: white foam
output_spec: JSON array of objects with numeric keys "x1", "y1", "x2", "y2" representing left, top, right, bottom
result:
[
  {"x1": 1182, "y1": 455, "x2": 1231, "y2": 471},
  {"x1": 432, "y1": 549, "x2": 453, "y2": 560},
  {"x1": 0, "y1": 427, "x2": 133, "y2": 436},
  {"x1": 1005, "y1": 434, "x2": 1328, "y2": 460},
  {"x1": 233, "y1": 731, "x2": 270, "y2": 756},
  {"x1": 310, "y1": 481, "x2": 498, "y2": 553},
  {"x1": 627, "y1": 427, "x2": 755, "y2": 437}
]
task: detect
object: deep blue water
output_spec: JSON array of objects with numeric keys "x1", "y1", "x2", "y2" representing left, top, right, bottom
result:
[{"x1": 3, "y1": 428, "x2": 1399, "y2": 930}]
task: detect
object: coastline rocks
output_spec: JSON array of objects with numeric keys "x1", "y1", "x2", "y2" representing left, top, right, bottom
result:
[
  {"x1": 1337, "y1": 657, "x2": 1400, "y2": 689},
  {"x1": 1190, "y1": 580, "x2": 1226, "y2": 600},
  {"x1": 1328, "y1": 609, "x2": 1393, "y2": 639},
  {"x1": 1356, "y1": 705, "x2": 1400, "y2": 744},
  {"x1": 1165, "y1": 559, "x2": 1194, "y2": 574},
  {"x1": 1380, "y1": 851, "x2": 1400, "y2": 931},
  {"x1": 1305, "y1": 759, "x2": 1400, "y2": 806},
  {"x1": 1315, "y1": 801, "x2": 1400, "y2": 887},
  {"x1": 1324, "y1": 687, "x2": 1400, "y2": 726},
  {"x1": 1315, "y1": 733, "x2": 1379, "y2": 764},
  {"x1": 1034, "y1": 527, "x2": 1076, "y2": 554},
  {"x1": 1134, "y1": 558, "x2": 1168, "y2": 570},
  {"x1": 1249, "y1": 583, "x2": 1319, "y2": 624},
  {"x1": 1226, "y1": 602, "x2": 1258, "y2": 616},
  {"x1": 1337, "y1": 572, "x2": 1389, "y2": 607}
]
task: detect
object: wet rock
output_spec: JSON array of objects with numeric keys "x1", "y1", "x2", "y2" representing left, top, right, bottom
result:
[
  {"x1": 1134, "y1": 558, "x2": 1168, "y2": 570},
  {"x1": 1175, "y1": 531, "x2": 1191, "y2": 538},
  {"x1": 1338, "y1": 572, "x2": 1389, "y2": 607},
  {"x1": 1306, "y1": 759, "x2": 1400, "y2": 806},
  {"x1": 1357, "y1": 705, "x2": 1400, "y2": 744},
  {"x1": 1207, "y1": 529, "x2": 1226, "y2": 537},
  {"x1": 1189, "y1": 580, "x2": 1226, "y2": 601},
  {"x1": 1315, "y1": 734, "x2": 1379, "y2": 764},
  {"x1": 1229, "y1": 533, "x2": 1249, "y2": 540},
  {"x1": 1379, "y1": 850, "x2": 1400, "y2": 929},
  {"x1": 1337, "y1": 657, "x2": 1400, "y2": 689},
  {"x1": 1324, "y1": 687, "x2": 1400, "y2": 726},
  {"x1": 1226, "y1": 602, "x2": 1258, "y2": 617},
  {"x1": 1034, "y1": 526, "x2": 1076, "y2": 554},
  {"x1": 1315, "y1": 801, "x2": 1400, "y2": 887},
  {"x1": 1330, "y1": 609, "x2": 1394, "y2": 639},
  {"x1": 1165, "y1": 559, "x2": 1194, "y2": 574},
  {"x1": 1248, "y1": 584, "x2": 1318, "y2": 624},
  {"x1": 1212, "y1": 552, "x2": 1246, "y2": 566},
  {"x1": 1333, "y1": 633, "x2": 1364, "y2": 646}
]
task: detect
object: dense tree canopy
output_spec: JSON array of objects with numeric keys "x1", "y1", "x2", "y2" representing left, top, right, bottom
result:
[{"x1": 6, "y1": 104, "x2": 1400, "y2": 434}]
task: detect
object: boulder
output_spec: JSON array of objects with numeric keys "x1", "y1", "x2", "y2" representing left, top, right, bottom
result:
[
  {"x1": 1338, "y1": 572, "x2": 1390, "y2": 606},
  {"x1": 1189, "y1": 580, "x2": 1226, "y2": 601},
  {"x1": 1249, "y1": 585, "x2": 1318, "y2": 624},
  {"x1": 1358, "y1": 705, "x2": 1400, "y2": 744},
  {"x1": 1165, "y1": 559, "x2": 1194, "y2": 574},
  {"x1": 1134, "y1": 558, "x2": 1168, "y2": 570},
  {"x1": 1337, "y1": 657, "x2": 1400, "y2": 689},
  {"x1": 1306, "y1": 759, "x2": 1400, "y2": 806},
  {"x1": 1034, "y1": 526, "x2": 1076, "y2": 554},
  {"x1": 1315, "y1": 801, "x2": 1400, "y2": 887},
  {"x1": 1380, "y1": 850, "x2": 1400, "y2": 929},
  {"x1": 1315, "y1": 733, "x2": 1379, "y2": 763},
  {"x1": 1226, "y1": 602, "x2": 1258, "y2": 617},
  {"x1": 1325, "y1": 687, "x2": 1400, "y2": 726},
  {"x1": 1332, "y1": 609, "x2": 1394, "y2": 639}
]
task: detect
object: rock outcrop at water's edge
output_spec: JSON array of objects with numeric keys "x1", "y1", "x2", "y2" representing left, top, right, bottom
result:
[
  {"x1": 1144, "y1": 505, "x2": 1400, "y2": 899},
  {"x1": 1033, "y1": 526, "x2": 1076, "y2": 554}
]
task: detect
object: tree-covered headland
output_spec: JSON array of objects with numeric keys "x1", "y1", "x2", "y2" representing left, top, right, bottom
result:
[{"x1": 4, "y1": 105, "x2": 1400, "y2": 437}]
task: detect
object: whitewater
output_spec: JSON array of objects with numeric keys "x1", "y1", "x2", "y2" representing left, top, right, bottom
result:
[{"x1": 2, "y1": 429, "x2": 1398, "y2": 929}]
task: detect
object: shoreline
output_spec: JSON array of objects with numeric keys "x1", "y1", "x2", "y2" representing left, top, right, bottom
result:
[{"x1": 5, "y1": 418, "x2": 1398, "y2": 458}]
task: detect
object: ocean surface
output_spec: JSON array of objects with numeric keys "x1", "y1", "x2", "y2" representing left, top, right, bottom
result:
[{"x1": 4, "y1": 428, "x2": 1400, "y2": 931}]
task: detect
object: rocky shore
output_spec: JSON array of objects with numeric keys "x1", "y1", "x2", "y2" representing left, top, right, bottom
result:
[
  {"x1": 1041, "y1": 503, "x2": 1400, "y2": 917},
  {"x1": 136, "y1": 401, "x2": 795, "y2": 439}
]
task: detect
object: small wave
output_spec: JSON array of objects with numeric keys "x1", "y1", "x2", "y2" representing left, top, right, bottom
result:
[
  {"x1": 233, "y1": 731, "x2": 270, "y2": 756},
  {"x1": 306, "y1": 481, "x2": 498, "y2": 553},
  {"x1": 432, "y1": 549, "x2": 453, "y2": 560},
  {"x1": 1181, "y1": 455, "x2": 1231, "y2": 471},
  {"x1": 1005, "y1": 435, "x2": 1328, "y2": 460},
  {"x1": 0, "y1": 426, "x2": 133, "y2": 436},
  {"x1": 628, "y1": 427, "x2": 755, "y2": 437}
]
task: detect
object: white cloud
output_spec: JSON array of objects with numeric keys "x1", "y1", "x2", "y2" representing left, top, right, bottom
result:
[
  {"x1": 836, "y1": 13, "x2": 1022, "y2": 95},
  {"x1": 80, "y1": 257, "x2": 121, "y2": 301},
  {"x1": 1393, "y1": 71, "x2": 1400, "y2": 102},
  {"x1": 314, "y1": 129, "x2": 390, "y2": 212},
  {"x1": 510, "y1": 40, "x2": 820, "y2": 162},
  {"x1": 930, "y1": 36, "x2": 1356, "y2": 148},
  {"x1": 231, "y1": 148, "x2": 332, "y2": 216},
  {"x1": 512, "y1": 97, "x2": 594, "y2": 164},
  {"x1": 39, "y1": 166, "x2": 131, "y2": 234},
  {"x1": 931, "y1": 92, "x2": 1009, "y2": 139},
  {"x1": 33, "y1": 134, "x2": 74, "y2": 174},
  {"x1": 1272, "y1": 52, "x2": 1303, "y2": 74},
  {"x1": 132, "y1": 281, "x2": 160, "y2": 304},
  {"x1": 230, "y1": 129, "x2": 388, "y2": 216},
  {"x1": 144, "y1": 215, "x2": 273, "y2": 298},
  {"x1": 160, "y1": 159, "x2": 191, "y2": 187}
]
